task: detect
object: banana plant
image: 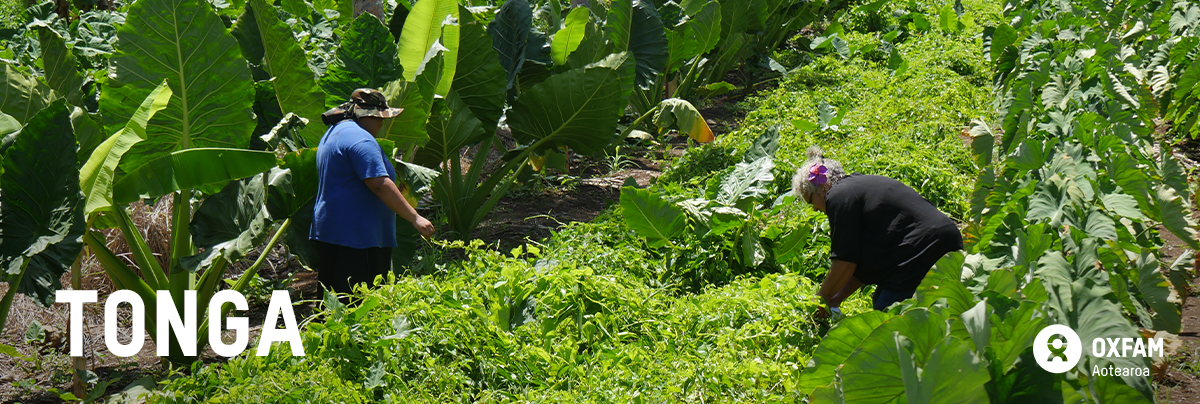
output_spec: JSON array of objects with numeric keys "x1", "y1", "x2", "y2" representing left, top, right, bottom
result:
[{"x1": 74, "y1": 0, "x2": 283, "y2": 364}]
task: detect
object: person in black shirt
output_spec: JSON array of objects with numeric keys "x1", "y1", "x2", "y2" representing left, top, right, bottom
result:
[{"x1": 792, "y1": 146, "x2": 962, "y2": 314}]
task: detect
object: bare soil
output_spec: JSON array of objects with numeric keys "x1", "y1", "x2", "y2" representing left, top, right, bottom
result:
[{"x1": 0, "y1": 218, "x2": 322, "y2": 403}]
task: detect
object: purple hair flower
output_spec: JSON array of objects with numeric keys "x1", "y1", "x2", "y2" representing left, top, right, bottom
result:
[{"x1": 808, "y1": 164, "x2": 828, "y2": 185}]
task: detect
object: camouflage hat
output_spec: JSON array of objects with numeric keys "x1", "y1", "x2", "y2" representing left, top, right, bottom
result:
[{"x1": 348, "y1": 88, "x2": 403, "y2": 119}]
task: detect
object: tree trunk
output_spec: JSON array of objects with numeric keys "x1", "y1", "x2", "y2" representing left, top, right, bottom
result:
[{"x1": 352, "y1": 0, "x2": 385, "y2": 22}]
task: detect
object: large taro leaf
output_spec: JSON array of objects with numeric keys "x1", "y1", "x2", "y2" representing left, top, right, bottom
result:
[
  {"x1": 507, "y1": 52, "x2": 635, "y2": 155},
  {"x1": 375, "y1": 48, "x2": 446, "y2": 152},
  {"x1": 895, "y1": 334, "x2": 991, "y2": 404},
  {"x1": 840, "y1": 308, "x2": 951, "y2": 403},
  {"x1": 1131, "y1": 251, "x2": 1182, "y2": 333},
  {"x1": 606, "y1": 0, "x2": 632, "y2": 51},
  {"x1": 742, "y1": 125, "x2": 780, "y2": 163},
  {"x1": 266, "y1": 148, "x2": 318, "y2": 221},
  {"x1": 414, "y1": 90, "x2": 486, "y2": 167},
  {"x1": 249, "y1": 0, "x2": 328, "y2": 147},
  {"x1": 1108, "y1": 153, "x2": 1153, "y2": 214},
  {"x1": 231, "y1": 2, "x2": 265, "y2": 70},
  {"x1": 487, "y1": 0, "x2": 532, "y2": 90},
  {"x1": 988, "y1": 350, "x2": 1064, "y2": 404},
  {"x1": 397, "y1": 0, "x2": 458, "y2": 92},
  {"x1": 182, "y1": 173, "x2": 270, "y2": 271},
  {"x1": 667, "y1": 0, "x2": 720, "y2": 73},
  {"x1": 986, "y1": 299, "x2": 1046, "y2": 373},
  {"x1": 715, "y1": 156, "x2": 774, "y2": 206},
  {"x1": 387, "y1": 1, "x2": 411, "y2": 41},
  {"x1": 394, "y1": 158, "x2": 438, "y2": 208},
  {"x1": 0, "y1": 64, "x2": 55, "y2": 124},
  {"x1": 101, "y1": 0, "x2": 255, "y2": 172},
  {"x1": 378, "y1": 79, "x2": 433, "y2": 150},
  {"x1": 565, "y1": 20, "x2": 608, "y2": 70},
  {"x1": 72, "y1": 109, "x2": 105, "y2": 166},
  {"x1": 266, "y1": 149, "x2": 320, "y2": 270},
  {"x1": 319, "y1": 14, "x2": 403, "y2": 108},
  {"x1": 80, "y1": 81, "x2": 172, "y2": 218},
  {"x1": 913, "y1": 259, "x2": 976, "y2": 317},
  {"x1": 799, "y1": 311, "x2": 892, "y2": 393},
  {"x1": 626, "y1": 0, "x2": 668, "y2": 88},
  {"x1": 251, "y1": 81, "x2": 286, "y2": 140},
  {"x1": 1038, "y1": 258, "x2": 1155, "y2": 400},
  {"x1": 112, "y1": 148, "x2": 279, "y2": 204},
  {"x1": 72, "y1": 11, "x2": 122, "y2": 68},
  {"x1": 550, "y1": 7, "x2": 589, "y2": 66},
  {"x1": 0, "y1": 101, "x2": 85, "y2": 306},
  {"x1": 0, "y1": 113, "x2": 19, "y2": 141},
  {"x1": 284, "y1": 200, "x2": 317, "y2": 269},
  {"x1": 619, "y1": 186, "x2": 686, "y2": 248},
  {"x1": 1155, "y1": 185, "x2": 1200, "y2": 250},
  {"x1": 36, "y1": 27, "x2": 84, "y2": 106},
  {"x1": 393, "y1": 218, "x2": 422, "y2": 270},
  {"x1": 453, "y1": 9, "x2": 506, "y2": 129}
]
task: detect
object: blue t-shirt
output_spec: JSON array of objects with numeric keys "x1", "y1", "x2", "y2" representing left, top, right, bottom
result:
[{"x1": 309, "y1": 121, "x2": 397, "y2": 248}]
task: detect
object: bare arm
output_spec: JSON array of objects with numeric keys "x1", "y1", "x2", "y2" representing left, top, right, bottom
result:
[
  {"x1": 363, "y1": 177, "x2": 434, "y2": 238},
  {"x1": 828, "y1": 276, "x2": 862, "y2": 307},
  {"x1": 818, "y1": 259, "x2": 858, "y2": 305}
]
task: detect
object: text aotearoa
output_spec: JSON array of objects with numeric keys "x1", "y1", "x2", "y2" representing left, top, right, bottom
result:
[{"x1": 56, "y1": 290, "x2": 304, "y2": 357}]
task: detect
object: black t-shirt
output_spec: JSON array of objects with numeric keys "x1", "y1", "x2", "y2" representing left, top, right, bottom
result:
[{"x1": 825, "y1": 174, "x2": 963, "y2": 291}]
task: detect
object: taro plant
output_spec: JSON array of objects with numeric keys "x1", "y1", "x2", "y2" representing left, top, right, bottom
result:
[
  {"x1": 619, "y1": 127, "x2": 821, "y2": 289},
  {"x1": 803, "y1": 0, "x2": 1200, "y2": 401}
]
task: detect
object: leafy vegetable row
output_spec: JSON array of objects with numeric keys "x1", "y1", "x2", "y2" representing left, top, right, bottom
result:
[{"x1": 800, "y1": 0, "x2": 1199, "y2": 402}]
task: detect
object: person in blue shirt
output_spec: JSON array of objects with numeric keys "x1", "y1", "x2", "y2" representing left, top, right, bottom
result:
[{"x1": 310, "y1": 88, "x2": 435, "y2": 293}]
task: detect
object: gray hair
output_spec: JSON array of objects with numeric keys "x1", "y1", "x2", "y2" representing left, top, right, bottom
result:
[{"x1": 792, "y1": 146, "x2": 846, "y2": 202}]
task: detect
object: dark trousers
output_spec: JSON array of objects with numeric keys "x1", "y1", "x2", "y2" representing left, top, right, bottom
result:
[
  {"x1": 872, "y1": 287, "x2": 916, "y2": 312},
  {"x1": 315, "y1": 241, "x2": 392, "y2": 294}
]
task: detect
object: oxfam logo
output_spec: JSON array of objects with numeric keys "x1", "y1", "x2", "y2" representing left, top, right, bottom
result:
[{"x1": 1033, "y1": 324, "x2": 1082, "y2": 373}]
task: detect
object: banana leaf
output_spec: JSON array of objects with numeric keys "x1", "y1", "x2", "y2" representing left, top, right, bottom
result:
[
  {"x1": 80, "y1": 81, "x2": 172, "y2": 217},
  {"x1": 112, "y1": 148, "x2": 279, "y2": 204}
]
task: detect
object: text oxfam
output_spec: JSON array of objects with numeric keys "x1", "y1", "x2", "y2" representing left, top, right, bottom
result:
[{"x1": 56, "y1": 290, "x2": 304, "y2": 357}]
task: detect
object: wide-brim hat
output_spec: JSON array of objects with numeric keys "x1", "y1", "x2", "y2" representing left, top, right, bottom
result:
[{"x1": 349, "y1": 88, "x2": 403, "y2": 118}]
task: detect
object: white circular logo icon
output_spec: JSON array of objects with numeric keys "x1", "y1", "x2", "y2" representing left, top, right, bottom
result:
[{"x1": 1033, "y1": 324, "x2": 1082, "y2": 373}]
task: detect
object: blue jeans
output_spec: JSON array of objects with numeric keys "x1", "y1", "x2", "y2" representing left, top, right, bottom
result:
[{"x1": 872, "y1": 287, "x2": 915, "y2": 311}]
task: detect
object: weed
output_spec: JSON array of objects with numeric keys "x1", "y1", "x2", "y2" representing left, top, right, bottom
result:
[{"x1": 604, "y1": 146, "x2": 637, "y2": 174}]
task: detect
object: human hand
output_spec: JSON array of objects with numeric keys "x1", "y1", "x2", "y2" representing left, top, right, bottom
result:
[
  {"x1": 412, "y1": 215, "x2": 434, "y2": 238},
  {"x1": 813, "y1": 305, "x2": 830, "y2": 320}
]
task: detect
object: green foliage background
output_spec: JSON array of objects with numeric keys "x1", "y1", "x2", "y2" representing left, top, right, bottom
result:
[{"x1": 147, "y1": 0, "x2": 1020, "y2": 402}]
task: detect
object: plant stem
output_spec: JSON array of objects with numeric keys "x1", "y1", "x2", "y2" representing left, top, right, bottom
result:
[
  {"x1": 547, "y1": 0, "x2": 562, "y2": 36},
  {"x1": 673, "y1": 56, "x2": 703, "y2": 99},
  {"x1": 70, "y1": 250, "x2": 85, "y2": 398},
  {"x1": 0, "y1": 260, "x2": 28, "y2": 333},
  {"x1": 195, "y1": 218, "x2": 293, "y2": 348},
  {"x1": 231, "y1": 218, "x2": 291, "y2": 293},
  {"x1": 619, "y1": 106, "x2": 661, "y2": 140}
]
